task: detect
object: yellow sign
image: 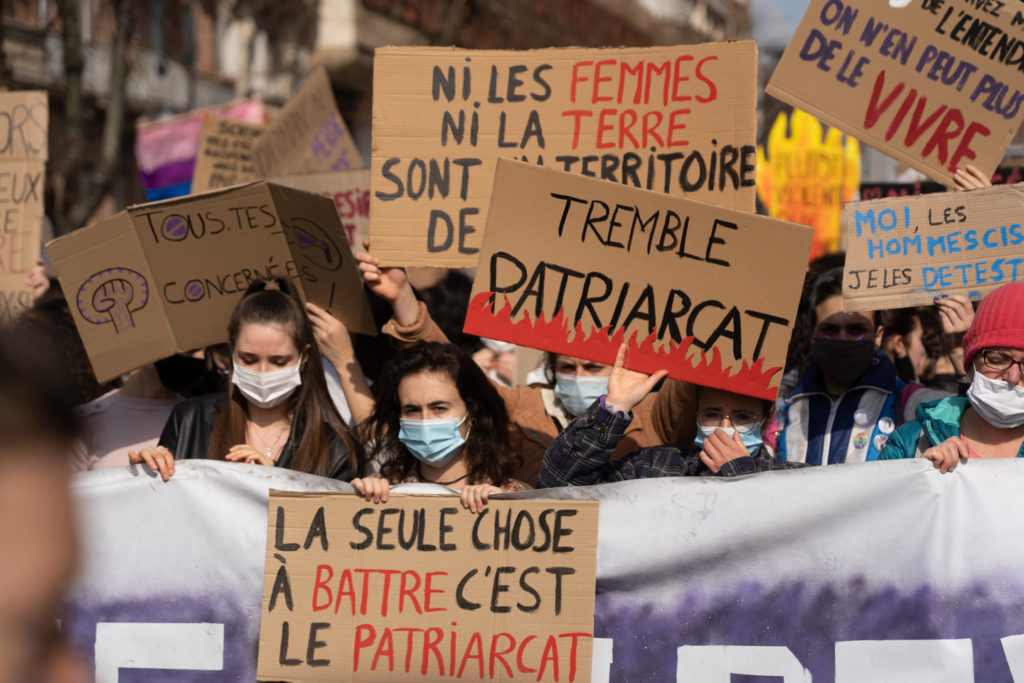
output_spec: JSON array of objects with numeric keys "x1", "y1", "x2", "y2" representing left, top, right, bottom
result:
[{"x1": 756, "y1": 109, "x2": 859, "y2": 260}]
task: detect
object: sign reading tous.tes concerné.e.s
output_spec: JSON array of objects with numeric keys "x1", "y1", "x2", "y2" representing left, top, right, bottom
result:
[
  {"x1": 843, "y1": 182, "x2": 1024, "y2": 311},
  {"x1": 257, "y1": 492, "x2": 599, "y2": 683},
  {"x1": 0, "y1": 90, "x2": 47, "y2": 323},
  {"x1": 46, "y1": 182, "x2": 376, "y2": 383},
  {"x1": 371, "y1": 42, "x2": 757, "y2": 268},
  {"x1": 190, "y1": 114, "x2": 264, "y2": 193},
  {"x1": 254, "y1": 67, "x2": 364, "y2": 177},
  {"x1": 767, "y1": 0, "x2": 1024, "y2": 186},
  {"x1": 272, "y1": 169, "x2": 371, "y2": 249},
  {"x1": 465, "y1": 160, "x2": 813, "y2": 402}
]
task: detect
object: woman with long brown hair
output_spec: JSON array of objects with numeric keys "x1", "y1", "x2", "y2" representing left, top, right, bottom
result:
[
  {"x1": 130, "y1": 278, "x2": 361, "y2": 480},
  {"x1": 353, "y1": 341, "x2": 529, "y2": 512}
]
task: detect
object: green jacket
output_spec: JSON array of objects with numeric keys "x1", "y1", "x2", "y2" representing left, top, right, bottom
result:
[{"x1": 880, "y1": 396, "x2": 1024, "y2": 459}]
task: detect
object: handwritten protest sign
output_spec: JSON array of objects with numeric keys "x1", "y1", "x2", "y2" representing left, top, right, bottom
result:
[
  {"x1": 767, "y1": 0, "x2": 1024, "y2": 185},
  {"x1": 0, "y1": 91, "x2": 47, "y2": 320},
  {"x1": 254, "y1": 67, "x2": 364, "y2": 177},
  {"x1": 843, "y1": 183, "x2": 1024, "y2": 311},
  {"x1": 464, "y1": 160, "x2": 812, "y2": 401},
  {"x1": 371, "y1": 43, "x2": 757, "y2": 267},
  {"x1": 257, "y1": 492, "x2": 598, "y2": 682},
  {"x1": 46, "y1": 182, "x2": 375, "y2": 382},
  {"x1": 272, "y1": 169, "x2": 370, "y2": 248},
  {"x1": 756, "y1": 109, "x2": 860, "y2": 260},
  {"x1": 190, "y1": 115, "x2": 263, "y2": 193}
]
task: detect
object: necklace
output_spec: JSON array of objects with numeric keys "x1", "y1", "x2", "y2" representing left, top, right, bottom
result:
[
  {"x1": 248, "y1": 421, "x2": 289, "y2": 460},
  {"x1": 417, "y1": 462, "x2": 469, "y2": 486}
]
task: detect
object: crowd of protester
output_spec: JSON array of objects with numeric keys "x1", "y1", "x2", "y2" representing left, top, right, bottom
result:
[{"x1": 2, "y1": 157, "x2": 1021, "y2": 678}]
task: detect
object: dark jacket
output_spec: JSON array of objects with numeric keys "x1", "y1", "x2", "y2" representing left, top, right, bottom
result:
[{"x1": 157, "y1": 394, "x2": 355, "y2": 480}]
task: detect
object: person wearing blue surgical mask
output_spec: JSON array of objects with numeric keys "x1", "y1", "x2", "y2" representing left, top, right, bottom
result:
[
  {"x1": 537, "y1": 345, "x2": 805, "y2": 487},
  {"x1": 355, "y1": 242, "x2": 698, "y2": 487},
  {"x1": 353, "y1": 342, "x2": 530, "y2": 513}
]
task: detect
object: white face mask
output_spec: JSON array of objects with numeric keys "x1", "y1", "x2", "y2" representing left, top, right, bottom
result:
[
  {"x1": 232, "y1": 360, "x2": 303, "y2": 409},
  {"x1": 967, "y1": 371, "x2": 1024, "y2": 429}
]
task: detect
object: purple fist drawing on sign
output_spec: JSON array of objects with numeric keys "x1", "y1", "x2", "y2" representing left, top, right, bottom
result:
[{"x1": 76, "y1": 268, "x2": 149, "y2": 333}]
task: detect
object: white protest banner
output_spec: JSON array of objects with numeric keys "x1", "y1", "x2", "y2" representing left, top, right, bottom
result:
[{"x1": 62, "y1": 459, "x2": 1024, "y2": 681}]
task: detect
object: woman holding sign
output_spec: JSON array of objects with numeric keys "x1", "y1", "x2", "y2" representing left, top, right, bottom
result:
[
  {"x1": 351, "y1": 342, "x2": 529, "y2": 513},
  {"x1": 881, "y1": 283, "x2": 1024, "y2": 471},
  {"x1": 356, "y1": 243, "x2": 696, "y2": 486},
  {"x1": 536, "y1": 345, "x2": 804, "y2": 487},
  {"x1": 129, "y1": 278, "x2": 362, "y2": 481}
]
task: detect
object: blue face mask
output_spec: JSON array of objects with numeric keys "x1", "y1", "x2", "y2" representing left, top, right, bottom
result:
[
  {"x1": 398, "y1": 416, "x2": 467, "y2": 466},
  {"x1": 554, "y1": 374, "x2": 609, "y2": 416},
  {"x1": 694, "y1": 425, "x2": 763, "y2": 456}
]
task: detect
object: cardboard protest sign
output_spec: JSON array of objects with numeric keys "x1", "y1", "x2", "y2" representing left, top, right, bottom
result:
[
  {"x1": 464, "y1": 160, "x2": 812, "y2": 401},
  {"x1": 0, "y1": 91, "x2": 47, "y2": 319},
  {"x1": 272, "y1": 169, "x2": 370, "y2": 248},
  {"x1": 371, "y1": 42, "x2": 758, "y2": 267},
  {"x1": 843, "y1": 183, "x2": 1024, "y2": 311},
  {"x1": 46, "y1": 182, "x2": 376, "y2": 382},
  {"x1": 257, "y1": 491, "x2": 598, "y2": 682},
  {"x1": 756, "y1": 109, "x2": 860, "y2": 260},
  {"x1": 767, "y1": 0, "x2": 1024, "y2": 186},
  {"x1": 254, "y1": 67, "x2": 364, "y2": 177},
  {"x1": 190, "y1": 115, "x2": 264, "y2": 193}
]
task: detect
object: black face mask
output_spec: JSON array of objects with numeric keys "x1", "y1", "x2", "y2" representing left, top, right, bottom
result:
[
  {"x1": 893, "y1": 354, "x2": 918, "y2": 383},
  {"x1": 154, "y1": 355, "x2": 207, "y2": 393},
  {"x1": 812, "y1": 338, "x2": 877, "y2": 387}
]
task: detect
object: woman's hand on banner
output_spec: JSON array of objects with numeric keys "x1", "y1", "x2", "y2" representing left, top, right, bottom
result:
[
  {"x1": 352, "y1": 475, "x2": 390, "y2": 503},
  {"x1": 921, "y1": 436, "x2": 969, "y2": 473},
  {"x1": 953, "y1": 165, "x2": 992, "y2": 191},
  {"x1": 605, "y1": 344, "x2": 668, "y2": 415},
  {"x1": 128, "y1": 446, "x2": 176, "y2": 482},
  {"x1": 460, "y1": 484, "x2": 502, "y2": 514},
  {"x1": 699, "y1": 429, "x2": 748, "y2": 473},
  {"x1": 225, "y1": 445, "x2": 274, "y2": 467}
]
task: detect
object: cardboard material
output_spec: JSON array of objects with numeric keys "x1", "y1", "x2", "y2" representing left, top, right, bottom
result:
[
  {"x1": 271, "y1": 169, "x2": 371, "y2": 248},
  {"x1": 190, "y1": 114, "x2": 264, "y2": 193},
  {"x1": 254, "y1": 67, "x2": 364, "y2": 176},
  {"x1": 843, "y1": 183, "x2": 1024, "y2": 311},
  {"x1": 257, "y1": 491, "x2": 599, "y2": 682},
  {"x1": 464, "y1": 160, "x2": 813, "y2": 401},
  {"x1": 371, "y1": 43, "x2": 758, "y2": 267},
  {"x1": 46, "y1": 182, "x2": 376, "y2": 382},
  {"x1": 0, "y1": 91, "x2": 48, "y2": 319},
  {"x1": 767, "y1": 0, "x2": 1024, "y2": 185},
  {"x1": 756, "y1": 109, "x2": 860, "y2": 260}
]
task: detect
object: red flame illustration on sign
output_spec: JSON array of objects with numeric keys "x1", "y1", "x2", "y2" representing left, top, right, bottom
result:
[{"x1": 464, "y1": 291, "x2": 782, "y2": 400}]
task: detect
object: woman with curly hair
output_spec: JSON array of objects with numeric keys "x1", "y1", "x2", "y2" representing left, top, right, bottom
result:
[{"x1": 353, "y1": 341, "x2": 529, "y2": 512}]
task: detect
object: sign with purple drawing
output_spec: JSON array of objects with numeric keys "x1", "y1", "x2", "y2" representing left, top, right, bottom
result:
[{"x1": 46, "y1": 181, "x2": 375, "y2": 382}]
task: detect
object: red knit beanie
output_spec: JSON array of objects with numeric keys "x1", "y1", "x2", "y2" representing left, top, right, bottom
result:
[{"x1": 962, "y1": 282, "x2": 1024, "y2": 370}]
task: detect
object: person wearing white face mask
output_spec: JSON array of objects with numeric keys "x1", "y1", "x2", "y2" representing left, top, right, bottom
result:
[
  {"x1": 537, "y1": 345, "x2": 805, "y2": 487},
  {"x1": 355, "y1": 241, "x2": 697, "y2": 486},
  {"x1": 351, "y1": 342, "x2": 530, "y2": 513},
  {"x1": 129, "y1": 279, "x2": 362, "y2": 481},
  {"x1": 881, "y1": 282, "x2": 1024, "y2": 472}
]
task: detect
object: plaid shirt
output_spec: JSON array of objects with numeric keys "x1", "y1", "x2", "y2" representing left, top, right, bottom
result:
[{"x1": 536, "y1": 400, "x2": 805, "y2": 488}]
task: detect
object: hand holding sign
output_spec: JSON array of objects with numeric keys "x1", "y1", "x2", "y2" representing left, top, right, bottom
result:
[
  {"x1": 128, "y1": 445, "x2": 175, "y2": 482},
  {"x1": 954, "y1": 165, "x2": 993, "y2": 191}
]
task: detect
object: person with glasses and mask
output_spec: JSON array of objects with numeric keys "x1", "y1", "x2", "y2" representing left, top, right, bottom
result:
[
  {"x1": 351, "y1": 342, "x2": 529, "y2": 513},
  {"x1": 356, "y1": 242, "x2": 696, "y2": 486},
  {"x1": 128, "y1": 278, "x2": 363, "y2": 481},
  {"x1": 881, "y1": 283, "x2": 1024, "y2": 471},
  {"x1": 770, "y1": 267, "x2": 949, "y2": 466},
  {"x1": 536, "y1": 345, "x2": 804, "y2": 487}
]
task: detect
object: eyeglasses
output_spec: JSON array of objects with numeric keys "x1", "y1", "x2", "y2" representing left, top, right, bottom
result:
[
  {"x1": 697, "y1": 409, "x2": 764, "y2": 434},
  {"x1": 979, "y1": 349, "x2": 1024, "y2": 375}
]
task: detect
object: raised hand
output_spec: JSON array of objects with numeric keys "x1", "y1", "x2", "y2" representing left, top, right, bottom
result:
[{"x1": 605, "y1": 344, "x2": 668, "y2": 415}]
